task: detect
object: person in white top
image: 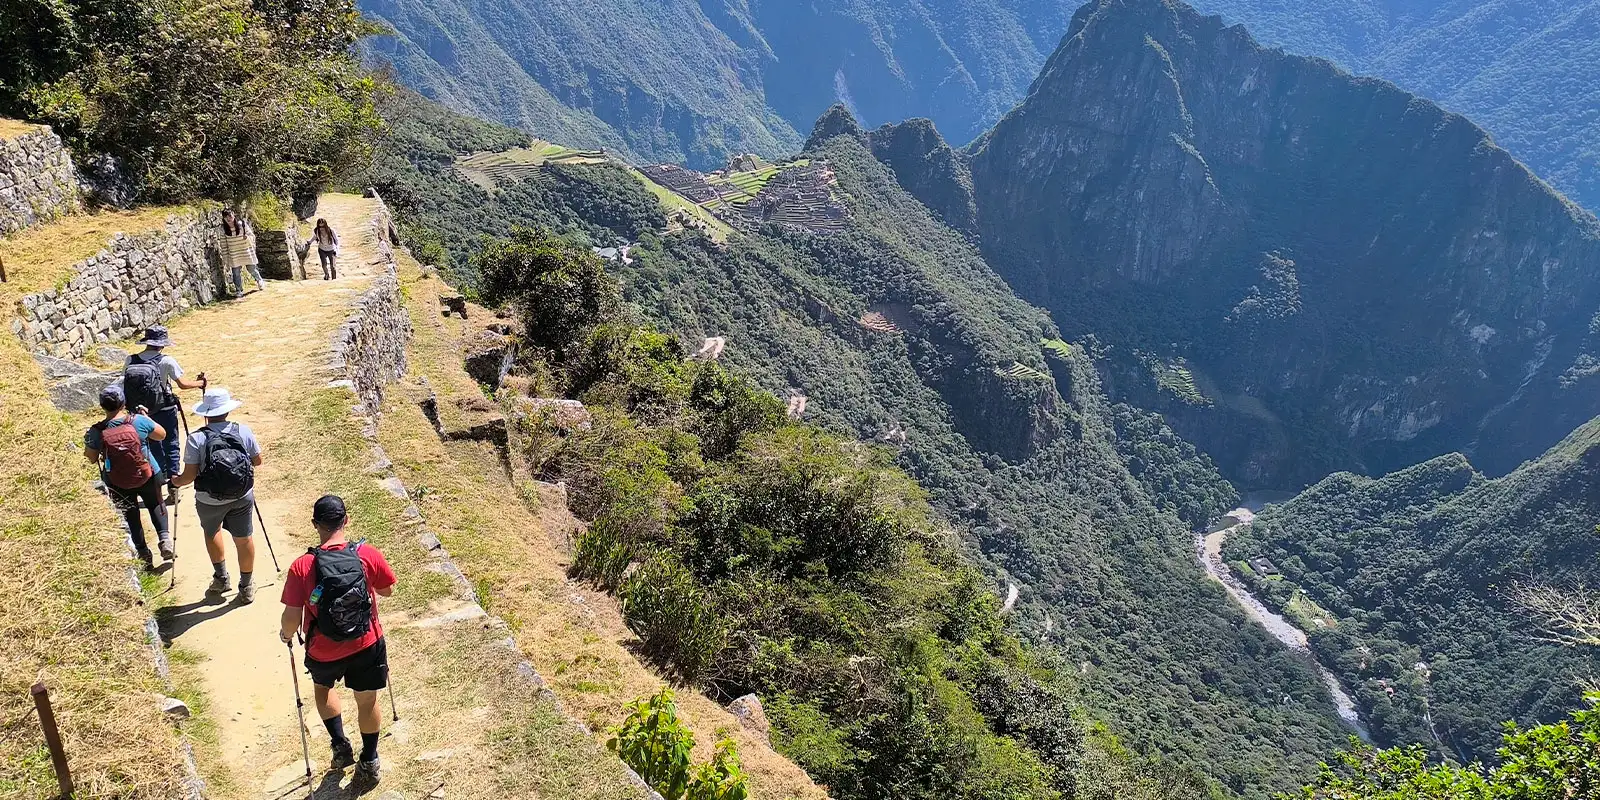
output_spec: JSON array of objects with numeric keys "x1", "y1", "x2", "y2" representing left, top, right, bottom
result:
[{"x1": 312, "y1": 218, "x2": 340, "y2": 280}]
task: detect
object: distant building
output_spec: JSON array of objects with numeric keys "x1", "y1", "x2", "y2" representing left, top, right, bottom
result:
[
  {"x1": 592, "y1": 244, "x2": 634, "y2": 266},
  {"x1": 1248, "y1": 557, "x2": 1282, "y2": 577}
]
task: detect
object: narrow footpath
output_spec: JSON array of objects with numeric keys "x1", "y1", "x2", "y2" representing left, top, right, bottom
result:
[
  {"x1": 155, "y1": 194, "x2": 387, "y2": 797},
  {"x1": 150, "y1": 194, "x2": 646, "y2": 799}
]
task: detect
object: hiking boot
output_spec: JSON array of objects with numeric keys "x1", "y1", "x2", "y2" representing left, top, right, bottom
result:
[
  {"x1": 137, "y1": 549, "x2": 156, "y2": 571},
  {"x1": 235, "y1": 583, "x2": 256, "y2": 604},
  {"x1": 329, "y1": 740, "x2": 355, "y2": 771},
  {"x1": 206, "y1": 574, "x2": 231, "y2": 595},
  {"x1": 353, "y1": 757, "x2": 380, "y2": 784},
  {"x1": 158, "y1": 539, "x2": 175, "y2": 561}
]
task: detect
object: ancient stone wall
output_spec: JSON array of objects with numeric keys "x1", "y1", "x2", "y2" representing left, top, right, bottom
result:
[
  {"x1": 256, "y1": 222, "x2": 307, "y2": 280},
  {"x1": 11, "y1": 208, "x2": 224, "y2": 358},
  {"x1": 0, "y1": 125, "x2": 80, "y2": 236},
  {"x1": 328, "y1": 201, "x2": 411, "y2": 414}
]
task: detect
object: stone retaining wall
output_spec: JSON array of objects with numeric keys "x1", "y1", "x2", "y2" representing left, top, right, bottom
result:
[
  {"x1": 331, "y1": 269, "x2": 411, "y2": 414},
  {"x1": 0, "y1": 125, "x2": 80, "y2": 236},
  {"x1": 10, "y1": 208, "x2": 224, "y2": 358}
]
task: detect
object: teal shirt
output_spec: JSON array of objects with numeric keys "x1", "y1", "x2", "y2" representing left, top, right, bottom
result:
[{"x1": 85, "y1": 414, "x2": 162, "y2": 476}]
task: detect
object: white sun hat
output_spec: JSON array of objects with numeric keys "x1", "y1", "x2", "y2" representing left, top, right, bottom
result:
[{"x1": 193, "y1": 387, "x2": 243, "y2": 417}]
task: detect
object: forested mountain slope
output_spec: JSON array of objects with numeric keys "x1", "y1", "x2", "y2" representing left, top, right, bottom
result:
[
  {"x1": 969, "y1": 0, "x2": 1600, "y2": 489},
  {"x1": 364, "y1": 94, "x2": 1358, "y2": 798},
  {"x1": 1183, "y1": 0, "x2": 1600, "y2": 212},
  {"x1": 1224, "y1": 418, "x2": 1600, "y2": 764},
  {"x1": 358, "y1": 0, "x2": 1078, "y2": 168}
]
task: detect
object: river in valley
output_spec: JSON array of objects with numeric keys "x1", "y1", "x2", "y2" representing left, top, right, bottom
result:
[{"x1": 1197, "y1": 503, "x2": 1371, "y2": 741}]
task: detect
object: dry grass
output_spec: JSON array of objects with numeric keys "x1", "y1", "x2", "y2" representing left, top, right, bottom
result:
[
  {"x1": 0, "y1": 118, "x2": 41, "y2": 138},
  {"x1": 382, "y1": 255, "x2": 828, "y2": 800},
  {"x1": 272, "y1": 385, "x2": 651, "y2": 800},
  {"x1": 0, "y1": 275, "x2": 189, "y2": 797},
  {"x1": 0, "y1": 206, "x2": 201, "y2": 301}
]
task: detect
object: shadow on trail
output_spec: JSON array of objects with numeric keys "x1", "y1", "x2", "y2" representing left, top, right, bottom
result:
[
  {"x1": 267, "y1": 768, "x2": 381, "y2": 799},
  {"x1": 156, "y1": 595, "x2": 240, "y2": 643}
]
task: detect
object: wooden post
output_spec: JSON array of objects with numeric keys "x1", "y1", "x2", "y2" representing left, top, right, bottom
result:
[{"x1": 30, "y1": 682, "x2": 72, "y2": 798}]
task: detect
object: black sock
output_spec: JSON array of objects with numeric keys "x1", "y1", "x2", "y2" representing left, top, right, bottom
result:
[
  {"x1": 323, "y1": 715, "x2": 348, "y2": 745},
  {"x1": 212, "y1": 561, "x2": 227, "y2": 579},
  {"x1": 360, "y1": 732, "x2": 379, "y2": 762},
  {"x1": 239, "y1": 571, "x2": 253, "y2": 587}
]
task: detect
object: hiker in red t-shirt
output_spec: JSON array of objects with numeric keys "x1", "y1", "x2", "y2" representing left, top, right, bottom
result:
[{"x1": 278, "y1": 495, "x2": 396, "y2": 783}]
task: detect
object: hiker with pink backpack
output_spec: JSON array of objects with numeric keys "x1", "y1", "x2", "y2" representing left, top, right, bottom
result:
[{"x1": 84, "y1": 384, "x2": 170, "y2": 570}]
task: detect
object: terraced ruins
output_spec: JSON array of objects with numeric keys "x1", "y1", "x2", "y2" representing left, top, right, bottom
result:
[{"x1": 454, "y1": 141, "x2": 606, "y2": 190}]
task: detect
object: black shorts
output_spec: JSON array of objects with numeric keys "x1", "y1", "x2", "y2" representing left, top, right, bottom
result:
[{"x1": 305, "y1": 637, "x2": 387, "y2": 692}]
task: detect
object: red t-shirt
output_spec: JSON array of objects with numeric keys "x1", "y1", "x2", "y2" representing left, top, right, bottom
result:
[{"x1": 281, "y1": 541, "x2": 397, "y2": 662}]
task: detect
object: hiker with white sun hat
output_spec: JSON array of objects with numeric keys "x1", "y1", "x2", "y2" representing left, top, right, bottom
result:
[{"x1": 170, "y1": 387, "x2": 265, "y2": 603}]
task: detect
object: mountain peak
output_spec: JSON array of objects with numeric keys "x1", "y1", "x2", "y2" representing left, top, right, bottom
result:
[
  {"x1": 970, "y1": 0, "x2": 1600, "y2": 486},
  {"x1": 804, "y1": 104, "x2": 865, "y2": 151}
]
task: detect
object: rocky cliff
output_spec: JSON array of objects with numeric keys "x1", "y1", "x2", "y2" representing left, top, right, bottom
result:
[
  {"x1": 865, "y1": 118, "x2": 978, "y2": 235},
  {"x1": 969, "y1": 0, "x2": 1600, "y2": 486}
]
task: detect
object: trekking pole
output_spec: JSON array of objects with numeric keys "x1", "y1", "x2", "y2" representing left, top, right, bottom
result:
[
  {"x1": 386, "y1": 670, "x2": 399, "y2": 722},
  {"x1": 286, "y1": 640, "x2": 314, "y2": 794},
  {"x1": 173, "y1": 411, "x2": 188, "y2": 593},
  {"x1": 254, "y1": 501, "x2": 281, "y2": 572},
  {"x1": 169, "y1": 497, "x2": 179, "y2": 592}
]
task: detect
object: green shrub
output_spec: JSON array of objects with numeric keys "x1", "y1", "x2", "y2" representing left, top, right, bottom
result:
[
  {"x1": 476, "y1": 227, "x2": 619, "y2": 361},
  {"x1": 2, "y1": 0, "x2": 383, "y2": 203},
  {"x1": 609, "y1": 689, "x2": 751, "y2": 800},
  {"x1": 609, "y1": 689, "x2": 695, "y2": 800},
  {"x1": 686, "y1": 739, "x2": 751, "y2": 800},
  {"x1": 621, "y1": 558, "x2": 727, "y2": 683}
]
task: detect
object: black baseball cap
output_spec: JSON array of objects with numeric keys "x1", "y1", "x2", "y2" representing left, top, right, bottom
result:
[{"x1": 312, "y1": 495, "x2": 347, "y2": 526}]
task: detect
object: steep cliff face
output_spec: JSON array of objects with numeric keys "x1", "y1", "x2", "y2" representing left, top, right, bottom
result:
[
  {"x1": 1183, "y1": 0, "x2": 1600, "y2": 213},
  {"x1": 865, "y1": 118, "x2": 979, "y2": 235},
  {"x1": 969, "y1": 0, "x2": 1600, "y2": 486}
]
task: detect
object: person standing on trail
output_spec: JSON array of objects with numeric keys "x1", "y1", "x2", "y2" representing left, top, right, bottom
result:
[
  {"x1": 84, "y1": 384, "x2": 170, "y2": 570},
  {"x1": 312, "y1": 218, "x2": 340, "y2": 280},
  {"x1": 169, "y1": 387, "x2": 263, "y2": 603},
  {"x1": 123, "y1": 325, "x2": 205, "y2": 506},
  {"x1": 220, "y1": 208, "x2": 265, "y2": 297},
  {"x1": 279, "y1": 495, "x2": 397, "y2": 783}
]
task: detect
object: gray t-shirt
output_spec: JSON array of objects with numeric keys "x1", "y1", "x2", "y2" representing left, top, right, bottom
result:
[
  {"x1": 132, "y1": 348, "x2": 184, "y2": 391},
  {"x1": 184, "y1": 421, "x2": 261, "y2": 504}
]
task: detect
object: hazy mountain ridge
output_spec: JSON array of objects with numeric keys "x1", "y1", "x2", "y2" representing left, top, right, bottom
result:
[
  {"x1": 1183, "y1": 0, "x2": 1600, "y2": 211},
  {"x1": 359, "y1": 0, "x2": 1079, "y2": 168},
  {"x1": 967, "y1": 0, "x2": 1600, "y2": 488}
]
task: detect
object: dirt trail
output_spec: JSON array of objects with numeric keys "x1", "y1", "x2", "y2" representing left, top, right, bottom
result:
[{"x1": 154, "y1": 194, "x2": 388, "y2": 797}]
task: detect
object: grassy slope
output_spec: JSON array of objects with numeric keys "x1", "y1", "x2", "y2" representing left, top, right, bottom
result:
[
  {"x1": 377, "y1": 253, "x2": 826, "y2": 799},
  {"x1": 0, "y1": 214, "x2": 195, "y2": 797}
]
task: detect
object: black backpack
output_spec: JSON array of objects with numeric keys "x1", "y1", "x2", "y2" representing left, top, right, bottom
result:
[
  {"x1": 310, "y1": 542, "x2": 373, "y2": 642},
  {"x1": 196, "y1": 423, "x2": 255, "y2": 500},
  {"x1": 123, "y1": 351, "x2": 174, "y2": 411}
]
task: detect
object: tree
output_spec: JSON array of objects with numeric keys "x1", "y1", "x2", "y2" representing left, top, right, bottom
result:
[
  {"x1": 476, "y1": 227, "x2": 620, "y2": 361},
  {"x1": 0, "y1": 0, "x2": 383, "y2": 202}
]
